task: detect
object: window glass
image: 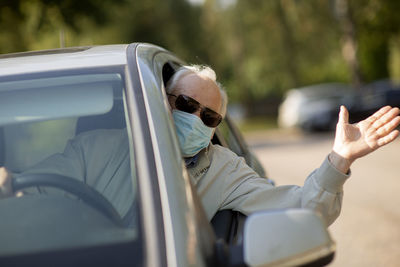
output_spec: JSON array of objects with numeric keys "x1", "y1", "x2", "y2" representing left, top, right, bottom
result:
[
  {"x1": 0, "y1": 71, "x2": 141, "y2": 259},
  {"x1": 4, "y1": 118, "x2": 76, "y2": 172},
  {"x1": 217, "y1": 119, "x2": 244, "y2": 157}
]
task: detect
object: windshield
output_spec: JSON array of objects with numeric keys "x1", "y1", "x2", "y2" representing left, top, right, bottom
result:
[{"x1": 0, "y1": 69, "x2": 141, "y2": 262}]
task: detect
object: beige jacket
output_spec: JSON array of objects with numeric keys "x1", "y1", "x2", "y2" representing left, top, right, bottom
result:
[
  {"x1": 17, "y1": 129, "x2": 134, "y2": 217},
  {"x1": 188, "y1": 144, "x2": 350, "y2": 226},
  {"x1": 19, "y1": 130, "x2": 349, "y2": 226}
]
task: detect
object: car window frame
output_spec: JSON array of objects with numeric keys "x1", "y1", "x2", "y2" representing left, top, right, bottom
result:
[
  {"x1": 125, "y1": 43, "x2": 169, "y2": 267},
  {"x1": 150, "y1": 49, "x2": 219, "y2": 266},
  {"x1": 0, "y1": 64, "x2": 148, "y2": 266}
]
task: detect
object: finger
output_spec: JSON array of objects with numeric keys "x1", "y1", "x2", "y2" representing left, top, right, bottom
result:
[
  {"x1": 377, "y1": 129, "x2": 400, "y2": 147},
  {"x1": 338, "y1": 105, "x2": 349, "y2": 124},
  {"x1": 376, "y1": 115, "x2": 400, "y2": 137},
  {"x1": 371, "y1": 107, "x2": 400, "y2": 132},
  {"x1": 363, "y1": 106, "x2": 392, "y2": 127}
]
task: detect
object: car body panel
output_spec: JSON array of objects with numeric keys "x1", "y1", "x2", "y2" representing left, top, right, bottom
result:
[
  {"x1": 135, "y1": 43, "x2": 212, "y2": 267},
  {"x1": 0, "y1": 42, "x2": 216, "y2": 267},
  {"x1": 0, "y1": 45, "x2": 128, "y2": 77},
  {"x1": 0, "y1": 43, "x2": 331, "y2": 267}
]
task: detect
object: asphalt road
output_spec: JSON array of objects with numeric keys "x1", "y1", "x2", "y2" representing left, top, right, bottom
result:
[{"x1": 245, "y1": 129, "x2": 400, "y2": 267}]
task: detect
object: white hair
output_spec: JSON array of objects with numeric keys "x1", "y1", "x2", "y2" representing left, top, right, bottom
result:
[{"x1": 165, "y1": 65, "x2": 228, "y2": 118}]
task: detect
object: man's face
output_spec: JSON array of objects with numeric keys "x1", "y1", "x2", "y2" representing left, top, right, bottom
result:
[{"x1": 168, "y1": 73, "x2": 222, "y2": 120}]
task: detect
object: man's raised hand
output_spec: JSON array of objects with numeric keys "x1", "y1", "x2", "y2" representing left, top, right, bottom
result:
[{"x1": 329, "y1": 105, "x2": 400, "y2": 173}]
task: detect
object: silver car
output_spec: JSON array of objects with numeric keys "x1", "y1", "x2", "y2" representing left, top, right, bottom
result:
[
  {"x1": 0, "y1": 43, "x2": 334, "y2": 266},
  {"x1": 278, "y1": 83, "x2": 352, "y2": 131}
]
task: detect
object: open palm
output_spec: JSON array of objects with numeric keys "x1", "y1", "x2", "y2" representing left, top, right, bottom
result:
[{"x1": 333, "y1": 105, "x2": 400, "y2": 163}]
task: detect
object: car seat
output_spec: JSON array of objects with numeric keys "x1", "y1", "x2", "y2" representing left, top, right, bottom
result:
[{"x1": 75, "y1": 100, "x2": 126, "y2": 135}]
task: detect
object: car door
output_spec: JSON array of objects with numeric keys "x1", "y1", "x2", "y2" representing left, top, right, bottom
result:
[{"x1": 127, "y1": 43, "x2": 218, "y2": 267}]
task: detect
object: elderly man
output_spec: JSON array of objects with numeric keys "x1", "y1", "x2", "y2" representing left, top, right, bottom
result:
[
  {"x1": 164, "y1": 65, "x2": 400, "y2": 225},
  {"x1": 1, "y1": 65, "x2": 399, "y2": 226}
]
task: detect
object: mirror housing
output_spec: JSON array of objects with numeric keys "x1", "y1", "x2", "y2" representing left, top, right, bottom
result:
[{"x1": 243, "y1": 209, "x2": 335, "y2": 267}]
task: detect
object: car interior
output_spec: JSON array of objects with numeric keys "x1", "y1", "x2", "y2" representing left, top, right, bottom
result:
[
  {"x1": 0, "y1": 62, "x2": 249, "y2": 264},
  {"x1": 0, "y1": 75, "x2": 141, "y2": 266}
]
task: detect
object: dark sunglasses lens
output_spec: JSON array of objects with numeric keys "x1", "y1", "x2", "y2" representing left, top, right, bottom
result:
[
  {"x1": 174, "y1": 94, "x2": 222, "y2": 127},
  {"x1": 175, "y1": 95, "x2": 199, "y2": 113},
  {"x1": 201, "y1": 109, "x2": 222, "y2": 127}
]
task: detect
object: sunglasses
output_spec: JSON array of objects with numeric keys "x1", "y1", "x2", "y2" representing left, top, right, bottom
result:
[{"x1": 167, "y1": 93, "x2": 222, "y2": 127}]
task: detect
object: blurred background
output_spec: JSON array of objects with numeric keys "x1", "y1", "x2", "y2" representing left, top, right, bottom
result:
[
  {"x1": 1, "y1": 0, "x2": 399, "y2": 266},
  {"x1": 1, "y1": 0, "x2": 400, "y2": 129}
]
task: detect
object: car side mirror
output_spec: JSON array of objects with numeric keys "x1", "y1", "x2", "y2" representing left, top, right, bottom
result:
[{"x1": 243, "y1": 209, "x2": 335, "y2": 267}]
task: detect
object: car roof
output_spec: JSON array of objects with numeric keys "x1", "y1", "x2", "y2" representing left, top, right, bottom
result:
[{"x1": 0, "y1": 44, "x2": 129, "y2": 77}]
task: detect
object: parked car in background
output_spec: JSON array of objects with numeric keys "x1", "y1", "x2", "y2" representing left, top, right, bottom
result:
[
  {"x1": 0, "y1": 43, "x2": 334, "y2": 266},
  {"x1": 278, "y1": 83, "x2": 352, "y2": 131},
  {"x1": 278, "y1": 81, "x2": 400, "y2": 132},
  {"x1": 346, "y1": 80, "x2": 400, "y2": 124}
]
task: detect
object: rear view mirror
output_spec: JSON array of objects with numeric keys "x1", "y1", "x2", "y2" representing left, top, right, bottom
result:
[{"x1": 243, "y1": 209, "x2": 335, "y2": 267}]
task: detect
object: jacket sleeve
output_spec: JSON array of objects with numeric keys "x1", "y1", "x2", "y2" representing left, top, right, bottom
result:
[
  {"x1": 16, "y1": 135, "x2": 87, "y2": 181},
  {"x1": 13, "y1": 133, "x2": 87, "y2": 196},
  {"x1": 219, "y1": 154, "x2": 350, "y2": 226}
]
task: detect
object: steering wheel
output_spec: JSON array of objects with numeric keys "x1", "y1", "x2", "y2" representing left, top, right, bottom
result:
[{"x1": 12, "y1": 173, "x2": 124, "y2": 227}]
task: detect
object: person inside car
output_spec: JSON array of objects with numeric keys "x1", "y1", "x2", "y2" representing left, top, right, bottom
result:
[
  {"x1": 1, "y1": 65, "x2": 399, "y2": 226},
  {"x1": 164, "y1": 65, "x2": 400, "y2": 226}
]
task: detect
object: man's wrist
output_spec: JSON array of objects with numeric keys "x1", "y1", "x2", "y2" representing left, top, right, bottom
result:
[{"x1": 328, "y1": 151, "x2": 352, "y2": 174}]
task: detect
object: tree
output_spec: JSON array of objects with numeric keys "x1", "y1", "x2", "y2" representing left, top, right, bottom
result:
[
  {"x1": 218, "y1": 0, "x2": 347, "y2": 114},
  {"x1": 0, "y1": 0, "x2": 124, "y2": 53},
  {"x1": 334, "y1": 0, "x2": 363, "y2": 88},
  {"x1": 348, "y1": 0, "x2": 400, "y2": 82}
]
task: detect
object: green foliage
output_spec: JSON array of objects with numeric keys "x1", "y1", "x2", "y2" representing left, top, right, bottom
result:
[
  {"x1": 1, "y1": 0, "x2": 399, "y2": 114},
  {"x1": 0, "y1": 0, "x2": 125, "y2": 53},
  {"x1": 351, "y1": 0, "x2": 400, "y2": 82},
  {"x1": 219, "y1": 0, "x2": 349, "y2": 104}
]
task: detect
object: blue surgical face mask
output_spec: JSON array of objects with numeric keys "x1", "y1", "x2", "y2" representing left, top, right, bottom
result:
[{"x1": 172, "y1": 110, "x2": 213, "y2": 157}]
